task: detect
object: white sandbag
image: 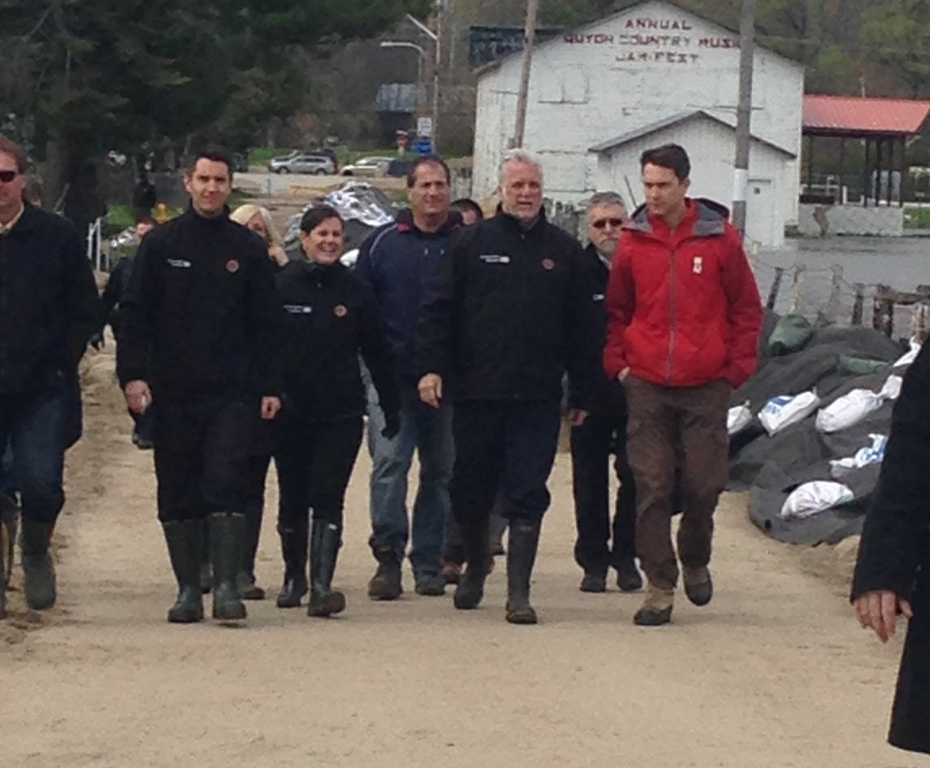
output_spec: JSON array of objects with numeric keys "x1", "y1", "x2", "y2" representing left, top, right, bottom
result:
[
  {"x1": 758, "y1": 391, "x2": 821, "y2": 436},
  {"x1": 893, "y1": 340, "x2": 921, "y2": 369},
  {"x1": 727, "y1": 402, "x2": 753, "y2": 436},
  {"x1": 879, "y1": 374, "x2": 902, "y2": 401},
  {"x1": 815, "y1": 389, "x2": 883, "y2": 433},
  {"x1": 829, "y1": 434, "x2": 888, "y2": 480},
  {"x1": 779, "y1": 481, "x2": 855, "y2": 521}
]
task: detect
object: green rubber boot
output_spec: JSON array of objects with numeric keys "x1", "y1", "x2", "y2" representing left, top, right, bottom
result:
[
  {"x1": 308, "y1": 520, "x2": 345, "y2": 617},
  {"x1": 209, "y1": 512, "x2": 247, "y2": 622},
  {"x1": 21, "y1": 519, "x2": 56, "y2": 611},
  {"x1": 162, "y1": 520, "x2": 205, "y2": 623}
]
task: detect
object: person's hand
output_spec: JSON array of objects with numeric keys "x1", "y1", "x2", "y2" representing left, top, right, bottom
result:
[
  {"x1": 618, "y1": 367, "x2": 631, "y2": 382},
  {"x1": 89, "y1": 333, "x2": 104, "y2": 350},
  {"x1": 381, "y1": 412, "x2": 401, "y2": 440},
  {"x1": 261, "y1": 396, "x2": 282, "y2": 421},
  {"x1": 568, "y1": 408, "x2": 588, "y2": 427},
  {"x1": 854, "y1": 590, "x2": 913, "y2": 643},
  {"x1": 125, "y1": 380, "x2": 152, "y2": 415},
  {"x1": 418, "y1": 374, "x2": 443, "y2": 409}
]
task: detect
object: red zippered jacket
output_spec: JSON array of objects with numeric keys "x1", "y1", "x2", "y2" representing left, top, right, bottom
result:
[{"x1": 604, "y1": 198, "x2": 763, "y2": 389}]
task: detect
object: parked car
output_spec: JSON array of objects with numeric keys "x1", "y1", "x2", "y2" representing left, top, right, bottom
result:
[
  {"x1": 268, "y1": 153, "x2": 335, "y2": 175},
  {"x1": 341, "y1": 156, "x2": 393, "y2": 177}
]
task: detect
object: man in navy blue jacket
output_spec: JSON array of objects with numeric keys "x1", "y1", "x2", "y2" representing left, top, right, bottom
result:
[
  {"x1": 355, "y1": 156, "x2": 461, "y2": 600},
  {"x1": 0, "y1": 136, "x2": 101, "y2": 616}
]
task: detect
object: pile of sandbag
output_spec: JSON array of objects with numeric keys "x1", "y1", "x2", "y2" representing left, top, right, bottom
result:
[
  {"x1": 283, "y1": 181, "x2": 398, "y2": 263},
  {"x1": 726, "y1": 311, "x2": 915, "y2": 546}
]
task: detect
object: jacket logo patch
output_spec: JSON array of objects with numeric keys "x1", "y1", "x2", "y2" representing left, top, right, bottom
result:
[
  {"x1": 226, "y1": 259, "x2": 240, "y2": 274},
  {"x1": 480, "y1": 253, "x2": 510, "y2": 264},
  {"x1": 542, "y1": 258, "x2": 555, "y2": 271},
  {"x1": 333, "y1": 304, "x2": 348, "y2": 318},
  {"x1": 693, "y1": 256, "x2": 703, "y2": 275},
  {"x1": 168, "y1": 259, "x2": 191, "y2": 268},
  {"x1": 593, "y1": 293, "x2": 605, "y2": 302},
  {"x1": 284, "y1": 304, "x2": 312, "y2": 315}
]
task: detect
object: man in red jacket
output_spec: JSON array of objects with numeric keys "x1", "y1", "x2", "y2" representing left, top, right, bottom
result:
[{"x1": 604, "y1": 144, "x2": 762, "y2": 626}]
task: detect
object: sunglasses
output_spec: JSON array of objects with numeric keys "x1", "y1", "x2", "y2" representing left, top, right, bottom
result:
[
  {"x1": 591, "y1": 217, "x2": 625, "y2": 230},
  {"x1": 0, "y1": 170, "x2": 19, "y2": 183}
]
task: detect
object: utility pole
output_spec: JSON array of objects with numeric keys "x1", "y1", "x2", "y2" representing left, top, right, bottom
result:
[
  {"x1": 513, "y1": 0, "x2": 539, "y2": 148},
  {"x1": 405, "y1": 9, "x2": 442, "y2": 154},
  {"x1": 732, "y1": 0, "x2": 756, "y2": 234}
]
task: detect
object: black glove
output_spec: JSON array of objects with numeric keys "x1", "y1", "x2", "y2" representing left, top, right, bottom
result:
[
  {"x1": 381, "y1": 412, "x2": 401, "y2": 440},
  {"x1": 89, "y1": 332, "x2": 104, "y2": 350}
]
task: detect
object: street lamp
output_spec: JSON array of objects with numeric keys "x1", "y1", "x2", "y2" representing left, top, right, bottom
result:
[{"x1": 381, "y1": 15, "x2": 441, "y2": 154}]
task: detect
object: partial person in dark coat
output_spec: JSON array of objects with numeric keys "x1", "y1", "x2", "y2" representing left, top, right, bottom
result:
[
  {"x1": 852, "y1": 341, "x2": 930, "y2": 757},
  {"x1": 274, "y1": 205, "x2": 400, "y2": 616}
]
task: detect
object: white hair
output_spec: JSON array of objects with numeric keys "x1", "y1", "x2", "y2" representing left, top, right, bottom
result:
[{"x1": 500, "y1": 148, "x2": 544, "y2": 184}]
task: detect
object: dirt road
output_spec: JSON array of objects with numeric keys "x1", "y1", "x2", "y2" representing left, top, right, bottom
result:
[{"x1": 2, "y1": 347, "x2": 921, "y2": 768}]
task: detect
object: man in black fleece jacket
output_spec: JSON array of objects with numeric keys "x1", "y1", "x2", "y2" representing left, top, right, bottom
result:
[
  {"x1": 0, "y1": 136, "x2": 101, "y2": 616},
  {"x1": 117, "y1": 149, "x2": 283, "y2": 625},
  {"x1": 417, "y1": 149, "x2": 601, "y2": 624}
]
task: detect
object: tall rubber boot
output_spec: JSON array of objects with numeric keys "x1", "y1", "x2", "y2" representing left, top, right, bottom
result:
[
  {"x1": 0, "y1": 491, "x2": 15, "y2": 619},
  {"x1": 199, "y1": 520, "x2": 212, "y2": 594},
  {"x1": 308, "y1": 520, "x2": 346, "y2": 617},
  {"x1": 0, "y1": 522, "x2": 6, "y2": 619},
  {"x1": 162, "y1": 520, "x2": 204, "y2": 623},
  {"x1": 453, "y1": 506, "x2": 491, "y2": 610},
  {"x1": 208, "y1": 512, "x2": 247, "y2": 622},
  {"x1": 21, "y1": 518, "x2": 56, "y2": 611},
  {"x1": 505, "y1": 521, "x2": 541, "y2": 625},
  {"x1": 276, "y1": 522, "x2": 309, "y2": 608}
]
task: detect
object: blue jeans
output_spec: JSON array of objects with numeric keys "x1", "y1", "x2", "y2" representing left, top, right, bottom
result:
[
  {"x1": 367, "y1": 385, "x2": 453, "y2": 576},
  {"x1": 0, "y1": 384, "x2": 70, "y2": 524}
]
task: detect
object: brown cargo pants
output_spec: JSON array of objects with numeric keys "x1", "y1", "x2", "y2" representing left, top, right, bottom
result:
[{"x1": 624, "y1": 376, "x2": 731, "y2": 592}]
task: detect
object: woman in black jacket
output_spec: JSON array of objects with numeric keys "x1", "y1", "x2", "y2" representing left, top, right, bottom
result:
[
  {"x1": 275, "y1": 205, "x2": 400, "y2": 616},
  {"x1": 852, "y1": 342, "x2": 930, "y2": 756}
]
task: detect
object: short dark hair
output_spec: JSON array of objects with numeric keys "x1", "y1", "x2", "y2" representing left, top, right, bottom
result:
[
  {"x1": 0, "y1": 135, "x2": 29, "y2": 173},
  {"x1": 188, "y1": 147, "x2": 233, "y2": 175},
  {"x1": 640, "y1": 144, "x2": 690, "y2": 181},
  {"x1": 407, "y1": 155, "x2": 451, "y2": 188},
  {"x1": 300, "y1": 204, "x2": 344, "y2": 234},
  {"x1": 451, "y1": 198, "x2": 484, "y2": 222}
]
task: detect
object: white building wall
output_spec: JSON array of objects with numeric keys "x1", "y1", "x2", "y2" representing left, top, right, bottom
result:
[
  {"x1": 472, "y1": 0, "x2": 804, "y2": 227},
  {"x1": 593, "y1": 116, "x2": 791, "y2": 246}
]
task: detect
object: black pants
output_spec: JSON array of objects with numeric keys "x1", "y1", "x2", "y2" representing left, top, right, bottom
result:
[
  {"x1": 451, "y1": 400, "x2": 561, "y2": 553},
  {"x1": 275, "y1": 416, "x2": 364, "y2": 534},
  {"x1": 242, "y1": 452, "x2": 271, "y2": 579},
  {"x1": 571, "y1": 407, "x2": 637, "y2": 575},
  {"x1": 153, "y1": 397, "x2": 254, "y2": 522},
  {"x1": 444, "y1": 494, "x2": 508, "y2": 565}
]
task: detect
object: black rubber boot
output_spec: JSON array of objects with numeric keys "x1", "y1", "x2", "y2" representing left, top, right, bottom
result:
[
  {"x1": 505, "y1": 521, "x2": 541, "y2": 625},
  {"x1": 453, "y1": 513, "x2": 491, "y2": 611},
  {"x1": 0, "y1": 519, "x2": 6, "y2": 619},
  {"x1": 21, "y1": 518, "x2": 56, "y2": 611},
  {"x1": 308, "y1": 520, "x2": 346, "y2": 617},
  {"x1": 162, "y1": 520, "x2": 205, "y2": 623},
  {"x1": 276, "y1": 522, "x2": 308, "y2": 608},
  {"x1": 208, "y1": 512, "x2": 247, "y2": 622},
  {"x1": 200, "y1": 521, "x2": 212, "y2": 594},
  {"x1": 368, "y1": 544, "x2": 403, "y2": 601}
]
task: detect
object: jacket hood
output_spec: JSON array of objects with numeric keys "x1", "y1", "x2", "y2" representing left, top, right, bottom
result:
[{"x1": 626, "y1": 198, "x2": 729, "y2": 238}]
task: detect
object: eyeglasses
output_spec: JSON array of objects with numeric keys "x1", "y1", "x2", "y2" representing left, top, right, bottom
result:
[
  {"x1": 0, "y1": 170, "x2": 19, "y2": 183},
  {"x1": 591, "y1": 217, "x2": 625, "y2": 230}
]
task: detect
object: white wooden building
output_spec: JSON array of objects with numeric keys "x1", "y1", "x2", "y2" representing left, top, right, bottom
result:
[{"x1": 472, "y1": 0, "x2": 804, "y2": 246}]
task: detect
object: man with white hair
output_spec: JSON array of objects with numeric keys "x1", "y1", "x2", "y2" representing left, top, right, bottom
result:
[
  {"x1": 568, "y1": 192, "x2": 641, "y2": 595},
  {"x1": 417, "y1": 149, "x2": 600, "y2": 624}
]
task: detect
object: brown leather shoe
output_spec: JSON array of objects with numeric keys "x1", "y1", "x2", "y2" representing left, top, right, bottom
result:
[
  {"x1": 633, "y1": 583, "x2": 674, "y2": 626},
  {"x1": 683, "y1": 566, "x2": 713, "y2": 606},
  {"x1": 441, "y1": 560, "x2": 462, "y2": 585}
]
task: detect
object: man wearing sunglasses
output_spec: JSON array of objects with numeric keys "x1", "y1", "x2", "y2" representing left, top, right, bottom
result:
[
  {"x1": 0, "y1": 136, "x2": 101, "y2": 616},
  {"x1": 568, "y1": 192, "x2": 642, "y2": 595}
]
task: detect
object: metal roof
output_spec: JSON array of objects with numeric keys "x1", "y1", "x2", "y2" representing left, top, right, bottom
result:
[
  {"x1": 803, "y1": 95, "x2": 930, "y2": 137},
  {"x1": 589, "y1": 109, "x2": 796, "y2": 157}
]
